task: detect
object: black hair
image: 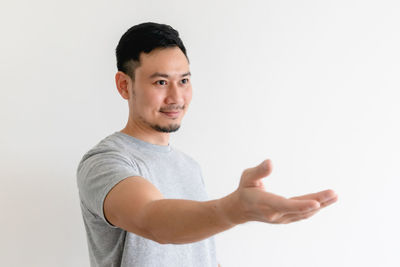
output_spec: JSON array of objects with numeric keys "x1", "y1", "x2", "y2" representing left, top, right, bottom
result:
[{"x1": 116, "y1": 22, "x2": 189, "y2": 80}]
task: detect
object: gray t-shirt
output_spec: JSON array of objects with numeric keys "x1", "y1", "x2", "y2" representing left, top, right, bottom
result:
[{"x1": 77, "y1": 132, "x2": 218, "y2": 267}]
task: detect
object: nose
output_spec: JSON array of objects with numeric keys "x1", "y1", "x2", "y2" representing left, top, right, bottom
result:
[{"x1": 165, "y1": 81, "x2": 184, "y2": 106}]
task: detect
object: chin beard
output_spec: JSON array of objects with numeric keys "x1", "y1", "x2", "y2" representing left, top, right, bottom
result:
[{"x1": 152, "y1": 123, "x2": 181, "y2": 133}]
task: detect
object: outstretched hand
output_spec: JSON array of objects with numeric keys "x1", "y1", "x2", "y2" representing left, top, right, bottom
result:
[{"x1": 232, "y1": 159, "x2": 338, "y2": 224}]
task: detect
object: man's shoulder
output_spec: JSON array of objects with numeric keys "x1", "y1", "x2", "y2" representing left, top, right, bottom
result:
[
  {"x1": 88, "y1": 131, "x2": 125, "y2": 150},
  {"x1": 77, "y1": 132, "x2": 131, "y2": 168}
]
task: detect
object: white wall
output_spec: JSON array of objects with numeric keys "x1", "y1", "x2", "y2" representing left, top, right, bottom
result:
[{"x1": 1, "y1": 0, "x2": 399, "y2": 266}]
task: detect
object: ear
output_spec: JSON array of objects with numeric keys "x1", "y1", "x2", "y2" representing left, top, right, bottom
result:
[{"x1": 115, "y1": 71, "x2": 131, "y2": 100}]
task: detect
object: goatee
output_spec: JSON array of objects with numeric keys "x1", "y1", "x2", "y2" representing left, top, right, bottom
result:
[{"x1": 152, "y1": 124, "x2": 180, "y2": 133}]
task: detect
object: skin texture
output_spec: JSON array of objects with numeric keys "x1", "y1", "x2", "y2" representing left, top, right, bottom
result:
[
  {"x1": 115, "y1": 46, "x2": 192, "y2": 146},
  {"x1": 104, "y1": 46, "x2": 338, "y2": 265}
]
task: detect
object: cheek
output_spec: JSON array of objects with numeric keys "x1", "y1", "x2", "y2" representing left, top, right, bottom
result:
[
  {"x1": 185, "y1": 88, "x2": 193, "y2": 103},
  {"x1": 142, "y1": 91, "x2": 165, "y2": 110}
]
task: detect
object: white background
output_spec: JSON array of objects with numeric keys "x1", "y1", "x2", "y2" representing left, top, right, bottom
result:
[{"x1": 1, "y1": 0, "x2": 399, "y2": 266}]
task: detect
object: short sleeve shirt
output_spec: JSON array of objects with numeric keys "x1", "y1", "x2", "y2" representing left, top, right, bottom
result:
[{"x1": 76, "y1": 132, "x2": 218, "y2": 267}]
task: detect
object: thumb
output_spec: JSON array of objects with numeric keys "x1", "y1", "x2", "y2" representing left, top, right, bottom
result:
[{"x1": 239, "y1": 159, "x2": 273, "y2": 188}]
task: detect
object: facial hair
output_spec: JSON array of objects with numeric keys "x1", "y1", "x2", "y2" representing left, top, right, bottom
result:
[
  {"x1": 138, "y1": 114, "x2": 181, "y2": 133},
  {"x1": 154, "y1": 104, "x2": 184, "y2": 133},
  {"x1": 152, "y1": 123, "x2": 181, "y2": 133}
]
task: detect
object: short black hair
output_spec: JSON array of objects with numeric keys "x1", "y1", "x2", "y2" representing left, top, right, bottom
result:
[{"x1": 116, "y1": 22, "x2": 189, "y2": 80}]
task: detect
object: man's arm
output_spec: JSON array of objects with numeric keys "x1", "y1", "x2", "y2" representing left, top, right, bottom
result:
[
  {"x1": 104, "y1": 159, "x2": 338, "y2": 244},
  {"x1": 104, "y1": 176, "x2": 237, "y2": 244}
]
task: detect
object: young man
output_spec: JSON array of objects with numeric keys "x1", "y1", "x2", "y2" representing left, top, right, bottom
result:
[{"x1": 77, "y1": 22, "x2": 338, "y2": 267}]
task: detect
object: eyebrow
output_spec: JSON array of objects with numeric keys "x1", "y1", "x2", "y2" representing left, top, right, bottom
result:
[{"x1": 148, "y1": 71, "x2": 191, "y2": 79}]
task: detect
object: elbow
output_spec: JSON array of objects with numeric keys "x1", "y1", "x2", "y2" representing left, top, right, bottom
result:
[
  {"x1": 146, "y1": 227, "x2": 189, "y2": 245},
  {"x1": 135, "y1": 214, "x2": 171, "y2": 244},
  {"x1": 149, "y1": 228, "x2": 200, "y2": 245},
  {"x1": 149, "y1": 230, "x2": 169, "y2": 244},
  {"x1": 147, "y1": 229, "x2": 175, "y2": 245},
  {"x1": 129, "y1": 225, "x2": 170, "y2": 244},
  {"x1": 138, "y1": 200, "x2": 197, "y2": 245}
]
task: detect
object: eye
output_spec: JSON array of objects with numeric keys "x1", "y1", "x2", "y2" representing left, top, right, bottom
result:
[
  {"x1": 181, "y1": 78, "x2": 189, "y2": 84},
  {"x1": 156, "y1": 80, "x2": 167, "y2": 86}
]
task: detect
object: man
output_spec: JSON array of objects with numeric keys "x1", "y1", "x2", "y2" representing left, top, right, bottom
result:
[{"x1": 77, "y1": 22, "x2": 338, "y2": 267}]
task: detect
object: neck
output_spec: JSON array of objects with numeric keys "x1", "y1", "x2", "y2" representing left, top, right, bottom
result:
[{"x1": 121, "y1": 117, "x2": 170, "y2": 146}]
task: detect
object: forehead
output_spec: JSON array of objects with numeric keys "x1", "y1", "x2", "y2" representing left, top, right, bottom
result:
[{"x1": 136, "y1": 47, "x2": 190, "y2": 79}]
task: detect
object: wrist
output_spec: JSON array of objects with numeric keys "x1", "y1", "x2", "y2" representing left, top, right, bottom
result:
[{"x1": 217, "y1": 190, "x2": 248, "y2": 225}]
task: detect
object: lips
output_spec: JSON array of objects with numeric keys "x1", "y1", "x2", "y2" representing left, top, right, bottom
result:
[{"x1": 161, "y1": 111, "x2": 180, "y2": 118}]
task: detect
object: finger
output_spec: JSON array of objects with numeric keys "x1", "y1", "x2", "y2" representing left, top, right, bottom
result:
[
  {"x1": 319, "y1": 194, "x2": 338, "y2": 208},
  {"x1": 268, "y1": 195, "x2": 320, "y2": 214},
  {"x1": 291, "y1": 189, "x2": 337, "y2": 204},
  {"x1": 252, "y1": 159, "x2": 272, "y2": 178},
  {"x1": 240, "y1": 159, "x2": 273, "y2": 187},
  {"x1": 280, "y1": 195, "x2": 338, "y2": 224},
  {"x1": 281, "y1": 209, "x2": 320, "y2": 224}
]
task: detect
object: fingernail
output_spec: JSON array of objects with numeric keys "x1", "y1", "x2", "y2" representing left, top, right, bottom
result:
[
  {"x1": 310, "y1": 201, "x2": 320, "y2": 211},
  {"x1": 261, "y1": 160, "x2": 268, "y2": 169}
]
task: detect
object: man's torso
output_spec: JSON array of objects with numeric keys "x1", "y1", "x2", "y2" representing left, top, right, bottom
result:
[{"x1": 77, "y1": 132, "x2": 217, "y2": 267}]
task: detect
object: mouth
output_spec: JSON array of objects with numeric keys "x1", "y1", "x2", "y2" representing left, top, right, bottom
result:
[{"x1": 160, "y1": 110, "x2": 181, "y2": 118}]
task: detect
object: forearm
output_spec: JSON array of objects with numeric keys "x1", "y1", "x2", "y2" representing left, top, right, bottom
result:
[{"x1": 140, "y1": 191, "x2": 244, "y2": 244}]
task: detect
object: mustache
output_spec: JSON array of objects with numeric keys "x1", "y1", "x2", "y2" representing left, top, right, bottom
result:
[{"x1": 160, "y1": 105, "x2": 185, "y2": 112}]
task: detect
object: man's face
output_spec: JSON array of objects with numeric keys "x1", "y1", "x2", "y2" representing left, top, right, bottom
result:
[{"x1": 128, "y1": 47, "x2": 192, "y2": 133}]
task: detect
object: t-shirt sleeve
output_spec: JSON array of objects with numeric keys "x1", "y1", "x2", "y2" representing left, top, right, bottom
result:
[{"x1": 77, "y1": 149, "x2": 141, "y2": 227}]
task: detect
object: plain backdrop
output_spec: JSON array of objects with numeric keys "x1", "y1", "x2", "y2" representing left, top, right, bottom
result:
[{"x1": 1, "y1": 0, "x2": 399, "y2": 266}]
